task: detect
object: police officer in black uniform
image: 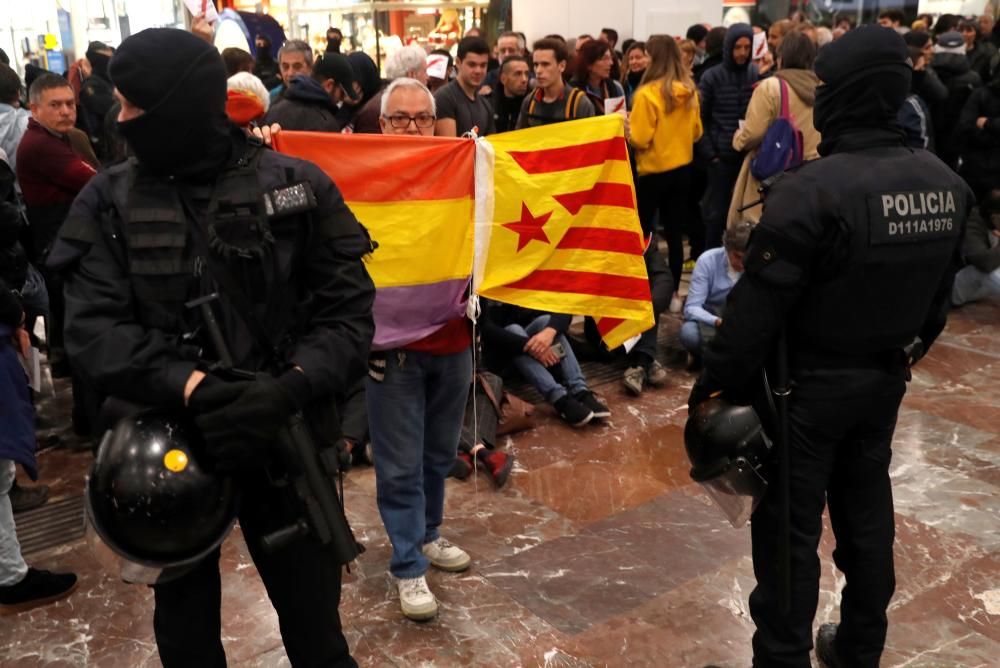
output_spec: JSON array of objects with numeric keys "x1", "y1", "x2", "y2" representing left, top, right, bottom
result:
[
  {"x1": 49, "y1": 29, "x2": 374, "y2": 667},
  {"x1": 688, "y1": 27, "x2": 974, "y2": 668}
]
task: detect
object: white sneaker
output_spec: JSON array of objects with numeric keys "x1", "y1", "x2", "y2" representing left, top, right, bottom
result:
[
  {"x1": 669, "y1": 293, "x2": 684, "y2": 314},
  {"x1": 422, "y1": 537, "x2": 471, "y2": 572},
  {"x1": 396, "y1": 575, "x2": 438, "y2": 621}
]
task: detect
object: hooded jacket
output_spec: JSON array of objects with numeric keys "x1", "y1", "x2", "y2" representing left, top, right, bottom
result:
[
  {"x1": 728, "y1": 69, "x2": 821, "y2": 225},
  {"x1": 264, "y1": 74, "x2": 342, "y2": 132},
  {"x1": 697, "y1": 24, "x2": 760, "y2": 162},
  {"x1": 628, "y1": 80, "x2": 703, "y2": 175}
]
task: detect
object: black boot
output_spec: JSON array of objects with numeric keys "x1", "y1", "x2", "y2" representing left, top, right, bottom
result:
[{"x1": 815, "y1": 622, "x2": 844, "y2": 668}]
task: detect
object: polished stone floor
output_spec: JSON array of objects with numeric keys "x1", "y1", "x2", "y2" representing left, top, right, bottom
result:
[{"x1": 3, "y1": 297, "x2": 998, "y2": 667}]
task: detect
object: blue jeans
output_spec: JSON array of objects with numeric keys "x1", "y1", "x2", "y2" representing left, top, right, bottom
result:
[
  {"x1": 951, "y1": 264, "x2": 1000, "y2": 306},
  {"x1": 508, "y1": 315, "x2": 588, "y2": 404},
  {"x1": 367, "y1": 347, "x2": 472, "y2": 579},
  {"x1": 679, "y1": 321, "x2": 702, "y2": 353},
  {"x1": 0, "y1": 460, "x2": 28, "y2": 586}
]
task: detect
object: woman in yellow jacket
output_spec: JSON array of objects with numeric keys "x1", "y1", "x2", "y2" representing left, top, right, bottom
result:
[{"x1": 629, "y1": 35, "x2": 704, "y2": 309}]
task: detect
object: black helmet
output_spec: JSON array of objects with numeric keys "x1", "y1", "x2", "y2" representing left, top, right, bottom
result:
[
  {"x1": 684, "y1": 398, "x2": 773, "y2": 527},
  {"x1": 86, "y1": 410, "x2": 238, "y2": 583}
]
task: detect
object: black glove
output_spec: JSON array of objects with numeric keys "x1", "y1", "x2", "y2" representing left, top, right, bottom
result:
[
  {"x1": 193, "y1": 372, "x2": 307, "y2": 471},
  {"x1": 688, "y1": 371, "x2": 721, "y2": 412}
]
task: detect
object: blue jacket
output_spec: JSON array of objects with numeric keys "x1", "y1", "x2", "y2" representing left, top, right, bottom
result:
[
  {"x1": 698, "y1": 24, "x2": 759, "y2": 162},
  {"x1": 0, "y1": 324, "x2": 36, "y2": 480}
]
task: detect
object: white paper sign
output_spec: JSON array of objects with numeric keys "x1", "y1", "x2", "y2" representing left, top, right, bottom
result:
[
  {"x1": 622, "y1": 334, "x2": 641, "y2": 354},
  {"x1": 183, "y1": 0, "x2": 220, "y2": 23},
  {"x1": 752, "y1": 31, "x2": 768, "y2": 61},
  {"x1": 18, "y1": 346, "x2": 41, "y2": 393},
  {"x1": 426, "y1": 54, "x2": 449, "y2": 80},
  {"x1": 604, "y1": 96, "x2": 626, "y2": 115}
]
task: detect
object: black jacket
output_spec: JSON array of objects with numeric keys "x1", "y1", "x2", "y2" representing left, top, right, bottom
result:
[
  {"x1": 698, "y1": 24, "x2": 760, "y2": 162},
  {"x1": 264, "y1": 75, "x2": 342, "y2": 133},
  {"x1": 930, "y1": 53, "x2": 982, "y2": 167},
  {"x1": 491, "y1": 85, "x2": 526, "y2": 133},
  {"x1": 958, "y1": 77, "x2": 1000, "y2": 194},
  {"x1": 49, "y1": 140, "x2": 375, "y2": 410},
  {"x1": 701, "y1": 129, "x2": 973, "y2": 397},
  {"x1": 967, "y1": 40, "x2": 998, "y2": 83}
]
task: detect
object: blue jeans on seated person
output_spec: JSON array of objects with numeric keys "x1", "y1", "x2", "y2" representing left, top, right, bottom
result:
[
  {"x1": 0, "y1": 460, "x2": 28, "y2": 586},
  {"x1": 951, "y1": 264, "x2": 1000, "y2": 306},
  {"x1": 507, "y1": 315, "x2": 588, "y2": 404},
  {"x1": 366, "y1": 347, "x2": 472, "y2": 579},
  {"x1": 679, "y1": 321, "x2": 702, "y2": 354}
]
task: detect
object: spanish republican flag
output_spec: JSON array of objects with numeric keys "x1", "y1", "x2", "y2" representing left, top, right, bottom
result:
[
  {"x1": 274, "y1": 115, "x2": 652, "y2": 350},
  {"x1": 273, "y1": 132, "x2": 475, "y2": 350},
  {"x1": 476, "y1": 115, "x2": 653, "y2": 348}
]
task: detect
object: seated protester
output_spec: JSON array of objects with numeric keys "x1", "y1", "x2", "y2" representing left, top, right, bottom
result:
[
  {"x1": 225, "y1": 71, "x2": 271, "y2": 128},
  {"x1": 622, "y1": 237, "x2": 674, "y2": 396},
  {"x1": 570, "y1": 39, "x2": 626, "y2": 115},
  {"x1": 263, "y1": 53, "x2": 359, "y2": 132},
  {"x1": 952, "y1": 189, "x2": 1000, "y2": 306},
  {"x1": 479, "y1": 298, "x2": 609, "y2": 428},
  {"x1": 680, "y1": 222, "x2": 751, "y2": 368},
  {"x1": 450, "y1": 372, "x2": 515, "y2": 487},
  {"x1": 517, "y1": 38, "x2": 596, "y2": 129},
  {"x1": 899, "y1": 47, "x2": 936, "y2": 151},
  {"x1": 957, "y1": 61, "x2": 1000, "y2": 199}
]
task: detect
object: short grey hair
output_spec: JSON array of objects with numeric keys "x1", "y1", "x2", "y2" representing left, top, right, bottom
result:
[
  {"x1": 498, "y1": 31, "x2": 526, "y2": 52},
  {"x1": 723, "y1": 222, "x2": 753, "y2": 252},
  {"x1": 385, "y1": 46, "x2": 427, "y2": 80},
  {"x1": 278, "y1": 39, "x2": 313, "y2": 66},
  {"x1": 380, "y1": 77, "x2": 436, "y2": 116}
]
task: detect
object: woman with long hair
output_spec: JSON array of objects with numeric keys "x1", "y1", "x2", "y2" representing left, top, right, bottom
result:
[
  {"x1": 621, "y1": 41, "x2": 648, "y2": 109},
  {"x1": 624, "y1": 35, "x2": 703, "y2": 392},
  {"x1": 570, "y1": 39, "x2": 625, "y2": 114}
]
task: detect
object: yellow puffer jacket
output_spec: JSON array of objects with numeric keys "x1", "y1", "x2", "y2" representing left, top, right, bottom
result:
[{"x1": 628, "y1": 80, "x2": 703, "y2": 176}]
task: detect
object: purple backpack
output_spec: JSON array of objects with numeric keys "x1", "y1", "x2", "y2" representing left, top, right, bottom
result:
[{"x1": 750, "y1": 78, "x2": 804, "y2": 181}]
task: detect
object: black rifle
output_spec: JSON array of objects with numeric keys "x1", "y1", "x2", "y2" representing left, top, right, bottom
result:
[{"x1": 186, "y1": 292, "x2": 361, "y2": 564}]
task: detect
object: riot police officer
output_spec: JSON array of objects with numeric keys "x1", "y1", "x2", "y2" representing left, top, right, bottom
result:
[
  {"x1": 49, "y1": 29, "x2": 375, "y2": 667},
  {"x1": 688, "y1": 26, "x2": 973, "y2": 668}
]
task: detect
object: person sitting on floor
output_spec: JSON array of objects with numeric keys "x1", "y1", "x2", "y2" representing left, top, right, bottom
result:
[
  {"x1": 680, "y1": 222, "x2": 751, "y2": 369},
  {"x1": 952, "y1": 188, "x2": 1000, "y2": 306},
  {"x1": 479, "y1": 299, "x2": 609, "y2": 428},
  {"x1": 449, "y1": 371, "x2": 516, "y2": 487}
]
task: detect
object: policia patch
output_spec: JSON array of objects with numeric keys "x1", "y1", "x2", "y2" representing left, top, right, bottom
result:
[{"x1": 868, "y1": 190, "x2": 961, "y2": 245}]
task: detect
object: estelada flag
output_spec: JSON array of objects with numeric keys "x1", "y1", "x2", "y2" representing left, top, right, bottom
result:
[
  {"x1": 477, "y1": 115, "x2": 654, "y2": 348},
  {"x1": 274, "y1": 115, "x2": 652, "y2": 350}
]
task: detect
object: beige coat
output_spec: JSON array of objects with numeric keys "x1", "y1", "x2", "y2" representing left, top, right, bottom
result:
[{"x1": 727, "y1": 71, "x2": 821, "y2": 226}]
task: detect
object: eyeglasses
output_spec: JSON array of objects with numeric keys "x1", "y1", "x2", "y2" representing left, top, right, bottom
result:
[{"x1": 382, "y1": 113, "x2": 436, "y2": 129}]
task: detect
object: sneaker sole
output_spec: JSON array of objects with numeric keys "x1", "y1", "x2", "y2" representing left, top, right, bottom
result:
[
  {"x1": 425, "y1": 556, "x2": 471, "y2": 572},
  {"x1": 589, "y1": 408, "x2": 611, "y2": 419},
  {"x1": 0, "y1": 580, "x2": 78, "y2": 616},
  {"x1": 401, "y1": 600, "x2": 438, "y2": 621}
]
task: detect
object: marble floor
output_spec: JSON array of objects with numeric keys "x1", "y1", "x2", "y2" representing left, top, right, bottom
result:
[{"x1": 3, "y1": 298, "x2": 998, "y2": 667}]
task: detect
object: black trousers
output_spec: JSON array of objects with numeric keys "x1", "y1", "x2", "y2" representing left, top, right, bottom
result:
[
  {"x1": 636, "y1": 165, "x2": 692, "y2": 290},
  {"x1": 749, "y1": 367, "x2": 906, "y2": 668},
  {"x1": 152, "y1": 471, "x2": 356, "y2": 668},
  {"x1": 703, "y1": 157, "x2": 742, "y2": 250}
]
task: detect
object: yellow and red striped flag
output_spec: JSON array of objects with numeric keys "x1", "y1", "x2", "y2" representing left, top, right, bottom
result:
[{"x1": 476, "y1": 115, "x2": 654, "y2": 348}]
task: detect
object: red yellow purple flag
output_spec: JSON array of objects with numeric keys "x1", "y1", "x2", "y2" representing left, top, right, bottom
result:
[{"x1": 476, "y1": 115, "x2": 654, "y2": 348}]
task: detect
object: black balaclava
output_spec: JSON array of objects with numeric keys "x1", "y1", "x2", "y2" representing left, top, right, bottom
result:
[
  {"x1": 723, "y1": 23, "x2": 754, "y2": 71},
  {"x1": 814, "y1": 25, "x2": 911, "y2": 155},
  {"x1": 86, "y1": 42, "x2": 112, "y2": 83},
  {"x1": 110, "y1": 28, "x2": 232, "y2": 178}
]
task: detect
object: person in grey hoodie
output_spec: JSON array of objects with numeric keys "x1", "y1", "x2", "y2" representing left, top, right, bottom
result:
[
  {"x1": 698, "y1": 23, "x2": 761, "y2": 249},
  {"x1": 0, "y1": 65, "x2": 29, "y2": 172}
]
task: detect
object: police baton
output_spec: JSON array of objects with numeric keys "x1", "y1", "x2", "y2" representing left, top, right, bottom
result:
[{"x1": 773, "y1": 326, "x2": 792, "y2": 614}]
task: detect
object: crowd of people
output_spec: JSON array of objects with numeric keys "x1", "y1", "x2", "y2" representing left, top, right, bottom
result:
[{"x1": 0, "y1": 8, "x2": 997, "y2": 667}]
